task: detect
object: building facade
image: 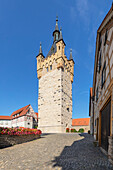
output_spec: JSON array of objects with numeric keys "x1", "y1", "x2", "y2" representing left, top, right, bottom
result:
[
  {"x1": 36, "y1": 18, "x2": 74, "y2": 133},
  {"x1": 72, "y1": 118, "x2": 90, "y2": 133},
  {"x1": 0, "y1": 104, "x2": 38, "y2": 129},
  {"x1": 89, "y1": 4, "x2": 113, "y2": 153},
  {"x1": 0, "y1": 116, "x2": 11, "y2": 128}
]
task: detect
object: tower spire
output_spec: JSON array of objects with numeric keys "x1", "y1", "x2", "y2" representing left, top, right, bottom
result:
[
  {"x1": 69, "y1": 49, "x2": 73, "y2": 60},
  {"x1": 36, "y1": 42, "x2": 45, "y2": 58},
  {"x1": 55, "y1": 16, "x2": 59, "y2": 31},
  {"x1": 53, "y1": 16, "x2": 60, "y2": 42},
  {"x1": 39, "y1": 42, "x2": 42, "y2": 54}
]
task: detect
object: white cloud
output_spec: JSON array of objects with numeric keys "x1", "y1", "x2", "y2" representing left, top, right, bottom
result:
[{"x1": 70, "y1": 0, "x2": 90, "y2": 28}]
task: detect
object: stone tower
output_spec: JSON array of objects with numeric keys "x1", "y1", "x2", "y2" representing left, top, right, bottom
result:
[{"x1": 36, "y1": 17, "x2": 74, "y2": 133}]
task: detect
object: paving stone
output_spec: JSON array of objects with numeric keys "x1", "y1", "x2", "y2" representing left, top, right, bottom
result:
[{"x1": 0, "y1": 133, "x2": 113, "y2": 170}]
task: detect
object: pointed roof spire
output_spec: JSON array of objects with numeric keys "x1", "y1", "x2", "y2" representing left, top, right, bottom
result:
[
  {"x1": 59, "y1": 27, "x2": 63, "y2": 40},
  {"x1": 36, "y1": 42, "x2": 45, "y2": 58},
  {"x1": 53, "y1": 16, "x2": 60, "y2": 37},
  {"x1": 39, "y1": 42, "x2": 42, "y2": 54},
  {"x1": 55, "y1": 16, "x2": 59, "y2": 31},
  {"x1": 69, "y1": 49, "x2": 73, "y2": 60}
]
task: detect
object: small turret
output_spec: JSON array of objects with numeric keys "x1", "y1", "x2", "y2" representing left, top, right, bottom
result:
[
  {"x1": 36, "y1": 42, "x2": 44, "y2": 57},
  {"x1": 69, "y1": 49, "x2": 73, "y2": 60},
  {"x1": 36, "y1": 42, "x2": 45, "y2": 79},
  {"x1": 39, "y1": 42, "x2": 43, "y2": 54}
]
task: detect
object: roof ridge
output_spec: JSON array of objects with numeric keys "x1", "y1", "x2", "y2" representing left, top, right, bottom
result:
[{"x1": 11, "y1": 104, "x2": 30, "y2": 116}]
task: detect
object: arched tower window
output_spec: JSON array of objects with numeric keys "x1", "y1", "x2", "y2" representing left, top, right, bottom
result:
[{"x1": 50, "y1": 65, "x2": 52, "y2": 70}]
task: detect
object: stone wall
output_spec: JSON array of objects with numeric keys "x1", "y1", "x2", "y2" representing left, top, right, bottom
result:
[
  {"x1": 38, "y1": 67, "x2": 72, "y2": 133},
  {"x1": 0, "y1": 134, "x2": 40, "y2": 149},
  {"x1": 108, "y1": 136, "x2": 113, "y2": 164}
]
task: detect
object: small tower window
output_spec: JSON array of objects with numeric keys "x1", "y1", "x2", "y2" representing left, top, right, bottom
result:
[
  {"x1": 50, "y1": 65, "x2": 52, "y2": 70},
  {"x1": 59, "y1": 46, "x2": 60, "y2": 50},
  {"x1": 47, "y1": 67, "x2": 48, "y2": 72},
  {"x1": 56, "y1": 33, "x2": 58, "y2": 41},
  {"x1": 67, "y1": 108, "x2": 69, "y2": 112}
]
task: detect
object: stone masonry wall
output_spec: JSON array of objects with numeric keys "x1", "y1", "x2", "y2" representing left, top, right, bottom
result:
[
  {"x1": 38, "y1": 67, "x2": 72, "y2": 133},
  {"x1": 108, "y1": 136, "x2": 113, "y2": 164},
  {"x1": 38, "y1": 68, "x2": 62, "y2": 133},
  {"x1": 61, "y1": 69, "x2": 72, "y2": 132},
  {"x1": 0, "y1": 134, "x2": 40, "y2": 149}
]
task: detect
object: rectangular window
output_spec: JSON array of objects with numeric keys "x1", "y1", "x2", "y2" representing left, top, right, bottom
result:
[
  {"x1": 50, "y1": 65, "x2": 52, "y2": 70},
  {"x1": 99, "y1": 51, "x2": 101, "y2": 73},
  {"x1": 104, "y1": 29, "x2": 108, "y2": 46},
  {"x1": 101, "y1": 62, "x2": 106, "y2": 88},
  {"x1": 47, "y1": 67, "x2": 48, "y2": 72},
  {"x1": 96, "y1": 87, "x2": 98, "y2": 102}
]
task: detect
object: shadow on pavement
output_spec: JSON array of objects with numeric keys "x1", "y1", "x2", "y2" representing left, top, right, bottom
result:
[{"x1": 51, "y1": 133, "x2": 113, "y2": 170}]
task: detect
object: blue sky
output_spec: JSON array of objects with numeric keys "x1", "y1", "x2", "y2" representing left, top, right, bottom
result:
[{"x1": 0, "y1": 0, "x2": 112, "y2": 118}]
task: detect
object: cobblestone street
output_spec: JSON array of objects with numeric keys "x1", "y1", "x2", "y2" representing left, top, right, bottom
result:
[{"x1": 0, "y1": 133, "x2": 113, "y2": 170}]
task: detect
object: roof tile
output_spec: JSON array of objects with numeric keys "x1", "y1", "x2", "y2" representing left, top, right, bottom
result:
[{"x1": 72, "y1": 118, "x2": 90, "y2": 126}]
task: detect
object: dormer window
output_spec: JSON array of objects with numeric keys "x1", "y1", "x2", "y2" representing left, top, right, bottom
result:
[{"x1": 50, "y1": 65, "x2": 52, "y2": 70}]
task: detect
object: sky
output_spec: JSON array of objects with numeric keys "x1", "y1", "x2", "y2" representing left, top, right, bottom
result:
[{"x1": 0, "y1": 0, "x2": 112, "y2": 118}]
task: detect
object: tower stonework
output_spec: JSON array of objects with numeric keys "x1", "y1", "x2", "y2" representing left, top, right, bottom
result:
[{"x1": 36, "y1": 18, "x2": 74, "y2": 133}]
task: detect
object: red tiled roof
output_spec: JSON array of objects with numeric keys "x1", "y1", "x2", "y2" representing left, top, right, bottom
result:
[
  {"x1": 11, "y1": 104, "x2": 30, "y2": 119},
  {"x1": 0, "y1": 116, "x2": 11, "y2": 120},
  {"x1": 35, "y1": 112, "x2": 38, "y2": 118},
  {"x1": 72, "y1": 118, "x2": 90, "y2": 126}
]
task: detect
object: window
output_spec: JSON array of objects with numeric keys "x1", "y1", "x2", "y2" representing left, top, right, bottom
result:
[
  {"x1": 28, "y1": 123, "x2": 30, "y2": 125},
  {"x1": 5, "y1": 121, "x2": 8, "y2": 125},
  {"x1": 61, "y1": 67, "x2": 64, "y2": 72},
  {"x1": 101, "y1": 62, "x2": 106, "y2": 88},
  {"x1": 104, "y1": 29, "x2": 108, "y2": 46},
  {"x1": 99, "y1": 33, "x2": 102, "y2": 50},
  {"x1": 67, "y1": 108, "x2": 69, "y2": 112},
  {"x1": 59, "y1": 46, "x2": 60, "y2": 50},
  {"x1": 47, "y1": 67, "x2": 48, "y2": 72},
  {"x1": 50, "y1": 65, "x2": 52, "y2": 70},
  {"x1": 98, "y1": 51, "x2": 101, "y2": 73},
  {"x1": 56, "y1": 33, "x2": 58, "y2": 41},
  {"x1": 96, "y1": 87, "x2": 98, "y2": 102}
]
